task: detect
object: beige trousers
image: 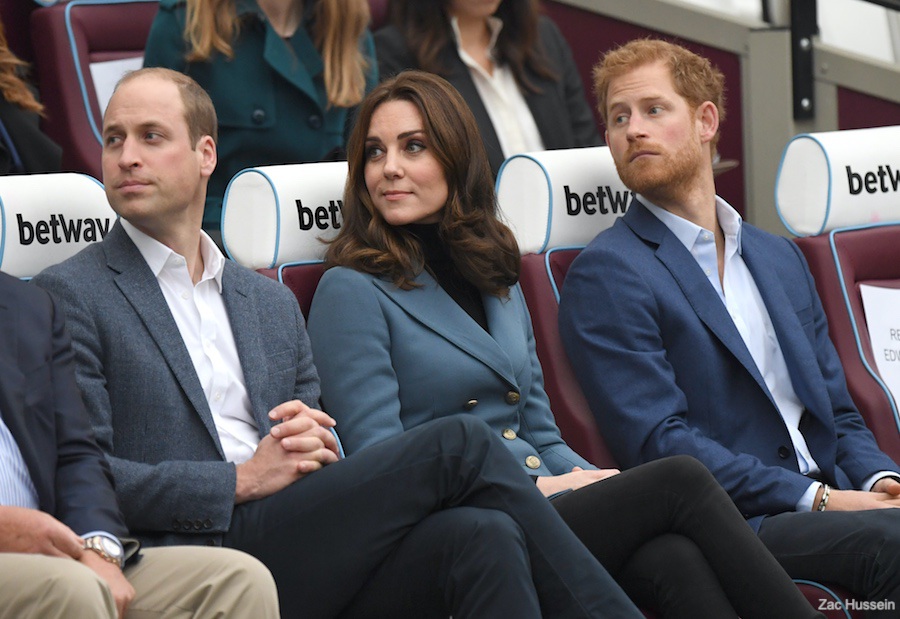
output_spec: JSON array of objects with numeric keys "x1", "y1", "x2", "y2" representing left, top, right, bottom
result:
[{"x1": 0, "y1": 546, "x2": 278, "y2": 618}]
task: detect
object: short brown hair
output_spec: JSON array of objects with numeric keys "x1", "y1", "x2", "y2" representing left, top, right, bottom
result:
[
  {"x1": 326, "y1": 70, "x2": 520, "y2": 296},
  {"x1": 593, "y1": 39, "x2": 726, "y2": 150},
  {"x1": 113, "y1": 67, "x2": 218, "y2": 147}
]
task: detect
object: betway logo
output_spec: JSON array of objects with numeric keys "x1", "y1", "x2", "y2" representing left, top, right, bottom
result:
[
  {"x1": 846, "y1": 165, "x2": 900, "y2": 195},
  {"x1": 564, "y1": 185, "x2": 632, "y2": 216},
  {"x1": 17, "y1": 213, "x2": 112, "y2": 245}
]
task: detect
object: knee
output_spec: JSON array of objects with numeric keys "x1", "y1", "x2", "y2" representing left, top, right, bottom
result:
[
  {"x1": 650, "y1": 455, "x2": 718, "y2": 491},
  {"x1": 422, "y1": 416, "x2": 496, "y2": 454},
  {"x1": 44, "y1": 562, "x2": 115, "y2": 617}
]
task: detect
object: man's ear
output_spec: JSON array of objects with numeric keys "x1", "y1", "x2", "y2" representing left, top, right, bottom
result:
[
  {"x1": 197, "y1": 135, "x2": 217, "y2": 178},
  {"x1": 696, "y1": 101, "x2": 719, "y2": 145}
]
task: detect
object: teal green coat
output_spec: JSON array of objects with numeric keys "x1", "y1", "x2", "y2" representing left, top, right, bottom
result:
[{"x1": 144, "y1": 0, "x2": 377, "y2": 228}]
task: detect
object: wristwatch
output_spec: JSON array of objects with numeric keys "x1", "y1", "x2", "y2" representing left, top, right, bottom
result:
[{"x1": 83, "y1": 535, "x2": 124, "y2": 568}]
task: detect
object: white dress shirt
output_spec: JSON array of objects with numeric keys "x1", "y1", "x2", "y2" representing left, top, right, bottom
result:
[
  {"x1": 451, "y1": 16, "x2": 545, "y2": 159},
  {"x1": 0, "y1": 412, "x2": 39, "y2": 508},
  {"x1": 121, "y1": 221, "x2": 259, "y2": 464}
]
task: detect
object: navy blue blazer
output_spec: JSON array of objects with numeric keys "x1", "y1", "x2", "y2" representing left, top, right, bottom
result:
[
  {"x1": 1, "y1": 272, "x2": 126, "y2": 537},
  {"x1": 374, "y1": 16, "x2": 601, "y2": 175},
  {"x1": 559, "y1": 199, "x2": 899, "y2": 530},
  {"x1": 307, "y1": 266, "x2": 593, "y2": 476}
]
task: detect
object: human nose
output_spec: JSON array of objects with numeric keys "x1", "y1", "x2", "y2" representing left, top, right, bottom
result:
[
  {"x1": 117, "y1": 137, "x2": 141, "y2": 169},
  {"x1": 382, "y1": 147, "x2": 403, "y2": 178},
  {"x1": 625, "y1": 114, "x2": 648, "y2": 141}
]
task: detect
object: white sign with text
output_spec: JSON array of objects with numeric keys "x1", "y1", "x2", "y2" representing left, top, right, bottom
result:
[{"x1": 860, "y1": 284, "x2": 900, "y2": 404}]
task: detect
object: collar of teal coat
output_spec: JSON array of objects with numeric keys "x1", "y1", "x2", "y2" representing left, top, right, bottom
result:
[
  {"x1": 232, "y1": 0, "x2": 325, "y2": 107},
  {"x1": 371, "y1": 270, "x2": 522, "y2": 389}
]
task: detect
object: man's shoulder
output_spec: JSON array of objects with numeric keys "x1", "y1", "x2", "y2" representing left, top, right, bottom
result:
[
  {"x1": 223, "y1": 261, "x2": 301, "y2": 309},
  {"x1": 2, "y1": 271, "x2": 52, "y2": 311},
  {"x1": 32, "y1": 241, "x2": 109, "y2": 292}
]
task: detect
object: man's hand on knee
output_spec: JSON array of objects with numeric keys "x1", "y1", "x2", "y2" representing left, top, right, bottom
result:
[
  {"x1": 80, "y1": 549, "x2": 134, "y2": 619},
  {"x1": 0, "y1": 506, "x2": 84, "y2": 559}
]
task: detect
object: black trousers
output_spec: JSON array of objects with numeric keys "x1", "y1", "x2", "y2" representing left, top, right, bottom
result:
[
  {"x1": 551, "y1": 456, "x2": 823, "y2": 619},
  {"x1": 760, "y1": 508, "x2": 900, "y2": 618},
  {"x1": 224, "y1": 416, "x2": 643, "y2": 619}
]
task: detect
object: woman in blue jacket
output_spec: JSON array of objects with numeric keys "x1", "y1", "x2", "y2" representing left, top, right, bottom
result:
[
  {"x1": 307, "y1": 70, "x2": 823, "y2": 619},
  {"x1": 143, "y1": 0, "x2": 376, "y2": 233}
]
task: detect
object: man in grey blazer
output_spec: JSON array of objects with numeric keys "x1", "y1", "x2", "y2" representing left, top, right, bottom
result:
[{"x1": 33, "y1": 67, "x2": 642, "y2": 618}]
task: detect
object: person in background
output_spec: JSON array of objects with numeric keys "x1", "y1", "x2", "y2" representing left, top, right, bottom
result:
[
  {"x1": 375, "y1": 0, "x2": 600, "y2": 175},
  {"x1": 0, "y1": 17, "x2": 61, "y2": 174},
  {"x1": 0, "y1": 271, "x2": 279, "y2": 619},
  {"x1": 559, "y1": 38, "x2": 900, "y2": 615},
  {"x1": 143, "y1": 0, "x2": 376, "y2": 237},
  {"x1": 306, "y1": 69, "x2": 823, "y2": 619}
]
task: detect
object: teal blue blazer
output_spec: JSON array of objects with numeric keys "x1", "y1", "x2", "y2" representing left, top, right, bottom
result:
[
  {"x1": 307, "y1": 266, "x2": 595, "y2": 477},
  {"x1": 144, "y1": 0, "x2": 377, "y2": 228}
]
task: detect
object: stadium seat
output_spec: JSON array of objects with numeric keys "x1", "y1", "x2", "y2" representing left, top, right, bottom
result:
[
  {"x1": 496, "y1": 146, "x2": 629, "y2": 466},
  {"x1": 0, "y1": 172, "x2": 115, "y2": 278},
  {"x1": 30, "y1": 0, "x2": 158, "y2": 178},
  {"x1": 221, "y1": 161, "x2": 346, "y2": 317},
  {"x1": 778, "y1": 126, "x2": 900, "y2": 464}
]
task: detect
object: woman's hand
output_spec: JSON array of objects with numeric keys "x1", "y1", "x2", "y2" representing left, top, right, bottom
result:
[{"x1": 535, "y1": 466, "x2": 620, "y2": 498}]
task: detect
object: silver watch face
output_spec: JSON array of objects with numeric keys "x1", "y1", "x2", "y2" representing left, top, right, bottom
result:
[{"x1": 100, "y1": 537, "x2": 123, "y2": 559}]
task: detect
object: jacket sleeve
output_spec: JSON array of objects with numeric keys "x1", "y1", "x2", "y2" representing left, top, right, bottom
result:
[
  {"x1": 307, "y1": 268, "x2": 407, "y2": 454},
  {"x1": 26, "y1": 284, "x2": 129, "y2": 538},
  {"x1": 537, "y1": 17, "x2": 601, "y2": 147},
  {"x1": 32, "y1": 265, "x2": 237, "y2": 537}
]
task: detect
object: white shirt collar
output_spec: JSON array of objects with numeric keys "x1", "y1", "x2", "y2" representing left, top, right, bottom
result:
[
  {"x1": 450, "y1": 15, "x2": 503, "y2": 58},
  {"x1": 640, "y1": 195, "x2": 744, "y2": 255},
  {"x1": 120, "y1": 219, "x2": 226, "y2": 292}
]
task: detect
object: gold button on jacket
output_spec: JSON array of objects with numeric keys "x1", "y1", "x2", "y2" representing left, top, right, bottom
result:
[
  {"x1": 502, "y1": 428, "x2": 517, "y2": 440},
  {"x1": 505, "y1": 391, "x2": 520, "y2": 405},
  {"x1": 525, "y1": 455, "x2": 541, "y2": 469},
  {"x1": 464, "y1": 399, "x2": 478, "y2": 410}
]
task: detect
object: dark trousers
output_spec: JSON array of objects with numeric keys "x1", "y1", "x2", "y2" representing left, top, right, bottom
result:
[
  {"x1": 760, "y1": 509, "x2": 900, "y2": 618},
  {"x1": 224, "y1": 416, "x2": 643, "y2": 619},
  {"x1": 552, "y1": 456, "x2": 823, "y2": 619}
]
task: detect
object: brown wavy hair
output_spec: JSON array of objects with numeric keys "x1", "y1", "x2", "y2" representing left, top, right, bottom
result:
[
  {"x1": 593, "y1": 38, "x2": 726, "y2": 153},
  {"x1": 183, "y1": 0, "x2": 370, "y2": 107},
  {"x1": 325, "y1": 70, "x2": 520, "y2": 296},
  {"x1": 0, "y1": 19, "x2": 42, "y2": 114},
  {"x1": 388, "y1": 0, "x2": 555, "y2": 93}
]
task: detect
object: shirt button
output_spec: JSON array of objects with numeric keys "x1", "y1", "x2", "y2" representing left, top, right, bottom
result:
[
  {"x1": 251, "y1": 108, "x2": 267, "y2": 124},
  {"x1": 214, "y1": 392, "x2": 222, "y2": 401},
  {"x1": 502, "y1": 428, "x2": 517, "y2": 440},
  {"x1": 308, "y1": 114, "x2": 323, "y2": 129},
  {"x1": 505, "y1": 391, "x2": 520, "y2": 405},
  {"x1": 705, "y1": 269, "x2": 711, "y2": 276},
  {"x1": 525, "y1": 455, "x2": 541, "y2": 469},
  {"x1": 181, "y1": 291, "x2": 189, "y2": 300},
  {"x1": 463, "y1": 399, "x2": 478, "y2": 411}
]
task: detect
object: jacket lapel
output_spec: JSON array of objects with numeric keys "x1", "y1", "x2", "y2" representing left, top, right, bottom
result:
[
  {"x1": 373, "y1": 272, "x2": 518, "y2": 386},
  {"x1": 741, "y1": 230, "x2": 833, "y2": 423},
  {"x1": 104, "y1": 224, "x2": 224, "y2": 457},
  {"x1": 624, "y1": 201, "x2": 774, "y2": 402},
  {"x1": 221, "y1": 264, "x2": 273, "y2": 434}
]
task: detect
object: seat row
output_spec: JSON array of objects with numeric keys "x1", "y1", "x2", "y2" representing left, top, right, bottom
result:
[{"x1": 1, "y1": 124, "x2": 898, "y2": 618}]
